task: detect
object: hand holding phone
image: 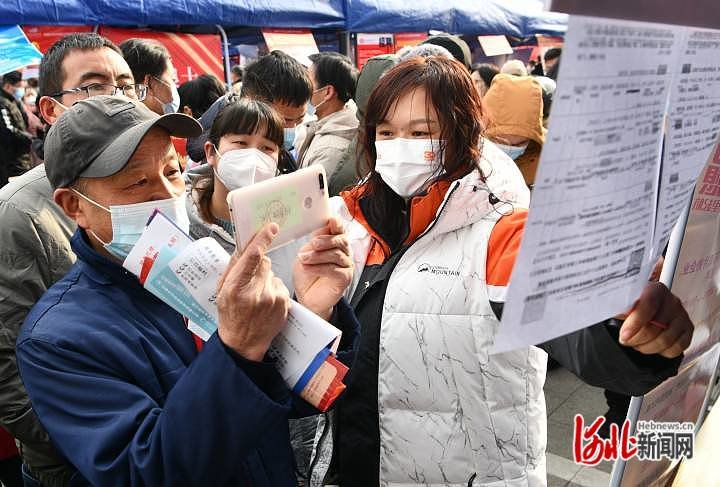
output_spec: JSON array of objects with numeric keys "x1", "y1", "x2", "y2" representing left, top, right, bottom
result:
[
  {"x1": 227, "y1": 165, "x2": 331, "y2": 252},
  {"x1": 293, "y1": 216, "x2": 354, "y2": 320}
]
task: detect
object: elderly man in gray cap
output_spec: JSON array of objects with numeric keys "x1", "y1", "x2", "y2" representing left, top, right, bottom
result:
[{"x1": 15, "y1": 96, "x2": 356, "y2": 486}]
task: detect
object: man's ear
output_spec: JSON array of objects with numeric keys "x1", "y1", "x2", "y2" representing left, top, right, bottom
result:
[
  {"x1": 38, "y1": 96, "x2": 63, "y2": 124},
  {"x1": 325, "y1": 85, "x2": 337, "y2": 101},
  {"x1": 204, "y1": 141, "x2": 217, "y2": 168},
  {"x1": 53, "y1": 188, "x2": 87, "y2": 227},
  {"x1": 182, "y1": 105, "x2": 193, "y2": 117}
]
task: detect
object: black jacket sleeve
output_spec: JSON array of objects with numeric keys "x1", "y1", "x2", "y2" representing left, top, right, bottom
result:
[
  {"x1": 539, "y1": 319, "x2": 682, "y2": 396},
  {"x1": 490, "y1": 302, "x2": 681, "y2": 396},
  {"x1": 332, "y1": 297, "x2": 360, "y2": 366}
]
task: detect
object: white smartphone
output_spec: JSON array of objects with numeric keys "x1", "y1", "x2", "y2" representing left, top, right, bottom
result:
[{"x1": 227, "y1": 165, "x2": 331, "y2": 251}]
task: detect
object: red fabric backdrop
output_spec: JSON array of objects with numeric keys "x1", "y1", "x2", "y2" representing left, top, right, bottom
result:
[{"x1": 24, "y1": 26, "x2": 225, "y2": 85}]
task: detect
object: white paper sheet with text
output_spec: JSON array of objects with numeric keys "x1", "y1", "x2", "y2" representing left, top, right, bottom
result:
[
  {"x1": 268, "y1": 301, "x2": 341, "y2": 389},
  {"x1": 654, "y1": 28, "x2": 720, "y2": 256},
  {"x1": 493, "y1": 16, "x2": 685, "y2": 353},
  {"x1": 168, "y1": 238, "x2": 230, "y2": 333}
]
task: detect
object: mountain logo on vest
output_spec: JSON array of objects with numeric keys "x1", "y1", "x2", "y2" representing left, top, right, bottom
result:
[{"x1": 416, "y1": 262, "x2": 460, "y2": 277}]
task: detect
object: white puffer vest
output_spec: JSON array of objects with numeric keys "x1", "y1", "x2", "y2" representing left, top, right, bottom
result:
[{"x1": 326, "y1": 141, "x2": 548, "y2": 486}]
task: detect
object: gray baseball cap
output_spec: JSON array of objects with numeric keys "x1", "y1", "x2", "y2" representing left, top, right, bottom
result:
[{"x1": 44, "y1": 95, "x2": 202, "y2": 189}]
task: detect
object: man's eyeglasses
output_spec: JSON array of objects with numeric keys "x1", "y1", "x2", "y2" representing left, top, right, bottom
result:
[{"x1": 51, "y1": 83, "x2": 148, "y2": 102}]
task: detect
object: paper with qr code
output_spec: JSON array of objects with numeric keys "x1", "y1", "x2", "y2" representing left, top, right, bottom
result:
[
  {"x1": 493, "y1": 17, "x2": 720, "y2": 354},
  {"x1": 125, "y1": 211, "x2": 347, "y2": 410}
]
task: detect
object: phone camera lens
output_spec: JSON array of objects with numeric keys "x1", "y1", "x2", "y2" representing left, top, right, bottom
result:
[{"x1": 318, "y1": 173, "x2": 325, "y2": 190}]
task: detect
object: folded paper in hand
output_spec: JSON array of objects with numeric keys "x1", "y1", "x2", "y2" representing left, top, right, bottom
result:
[{"x1": 122, "y1": 210, "x2": 348, "y2": 411}]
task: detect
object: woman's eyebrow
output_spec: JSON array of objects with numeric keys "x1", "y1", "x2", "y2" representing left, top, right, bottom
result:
[{"x1": 408, "y1": 119, "x2": 439, "y2": 126}]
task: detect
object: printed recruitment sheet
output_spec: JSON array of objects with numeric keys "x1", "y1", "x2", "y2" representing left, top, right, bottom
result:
[{"x1": 493, "y1": 16, "x2": 720, "y2": 353}]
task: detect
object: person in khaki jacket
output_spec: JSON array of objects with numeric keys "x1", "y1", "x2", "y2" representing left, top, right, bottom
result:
[
  {"x1": 295, "y1": 53, "x2": 359, "y2": 176},
  {"x1": 482, "y1": 73, "x2": 547, "y2": 188}
]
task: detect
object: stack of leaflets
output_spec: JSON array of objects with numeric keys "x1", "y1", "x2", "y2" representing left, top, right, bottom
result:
[{"x1": 123, "y1": 210, "x2": 348, "y2": 411}]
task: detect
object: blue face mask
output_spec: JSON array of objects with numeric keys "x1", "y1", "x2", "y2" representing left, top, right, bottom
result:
[
  {"x1": 305, "y1": 87, "x2": 328, "y2": 118},
  {"x1": 496, "y1": 142, "x2": 529, "y2": 161},
  {"x1": 164, "y1": 83, "x2": 181, "y2": 114},
  {"x1": 73, "y1": 190, "x2": 189, "y2": 261},
  {"x1": 284, "y1": 127, "x2": 296, "y2": 150},
  {"x1": 13, "y1": 87, "x2": 25, "y2": 101}
]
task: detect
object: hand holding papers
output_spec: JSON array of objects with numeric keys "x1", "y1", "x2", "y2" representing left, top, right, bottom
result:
[
  {"x1": 492, "y1": 16, "x2": 720, "y2": 354},
  {"x1": 617, "y1": 282, "x2": 693, "y2": 359},
  {"x1": 123, "y1": 212, "x2": 348, "y2": 411},
  {"x1": 271, "y1": 302, "x2": 347, "y2": 411}
]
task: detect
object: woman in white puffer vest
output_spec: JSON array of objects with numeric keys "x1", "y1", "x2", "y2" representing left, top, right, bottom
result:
[{"x1": 313, "y1": 57, "x2": 693, "y2": 487}]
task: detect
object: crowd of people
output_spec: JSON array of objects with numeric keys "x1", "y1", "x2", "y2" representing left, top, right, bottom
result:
[{"x1": 0, "y1": 32, "x2": 695, "y2": 487}]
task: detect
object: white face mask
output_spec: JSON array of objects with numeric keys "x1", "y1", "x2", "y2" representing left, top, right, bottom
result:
[
  {"x1": 74, "y1": 190, "x2": 189, "y2": 261},
  {"x1": 215, "y1": 147, "x2": 277, "y2": 191},
  {"x1": 374, "y1": 138, "x2": 444, "y2": 197}
]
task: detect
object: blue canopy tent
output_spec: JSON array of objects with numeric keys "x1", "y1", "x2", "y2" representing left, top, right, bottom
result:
[
  {"x1": 0, "y1": 0, "x2": 348, "y2": 83},
  {"x1": 345, "y1": 0, "x2": 567, "y2": 36},
  {"x1": 0, "y1": 0, "x2": 346, "y2": 29},
  {"x1": 523, "y1": 11, "x2": 569, "y2": 36},
  {"x1": 1, "y1": 0, "x2": 565, "y2": 81},
  {"x1": 0, "y1": 0, "x2": 565, "y2": 35}
]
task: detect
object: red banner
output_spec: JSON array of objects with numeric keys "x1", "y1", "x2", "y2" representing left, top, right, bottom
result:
[
  {"x1": 100, "y1": 27, "x2": 224, "y2": 85},
  {"x1": 23, "y1": 25, "x2": 93, "y2": 54},
  {"x1": 23, "y1": 26, "x2": 224, "y2": 85},
  {"x1": 394, "y1": 33, "x2": 427, "y2": 52},
  {"x1": 356, "y1": 33, "x2": 394, "y2": 69}
]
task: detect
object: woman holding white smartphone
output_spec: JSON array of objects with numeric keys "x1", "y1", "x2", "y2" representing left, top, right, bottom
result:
[
  {"x1": 184, "y1": 96, "x2": 355, "y2": 482},
  {"x1": 185, "y1": 96, "x2": 353, "y2": 321}
]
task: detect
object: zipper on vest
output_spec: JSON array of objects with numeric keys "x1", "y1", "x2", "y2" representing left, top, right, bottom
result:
[
  {"x1": 382, "y1": 180, "x2": 461, "y2": 270},
  {"x1": 351, "y1": 183, "x2": 461, "y2": 305},
  {"x1": 380, "y1": 180, "x2": 463, "y2": 278}
]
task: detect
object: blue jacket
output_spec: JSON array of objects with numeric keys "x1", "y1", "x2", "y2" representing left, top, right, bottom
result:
[{"x1": 17, "y1": 230, "x2": 357, "y2": 486}]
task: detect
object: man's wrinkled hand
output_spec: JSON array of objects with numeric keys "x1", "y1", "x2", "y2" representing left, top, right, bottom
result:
[{"x1": 216, "y1": 223, "x2": 290, "y2": 361}]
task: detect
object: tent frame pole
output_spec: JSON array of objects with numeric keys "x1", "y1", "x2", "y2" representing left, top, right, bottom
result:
[
  {"x1": 341, "y1": 31, "x2": 355, "y2": 65},
  {"x1": 216, "y1": 25, "x2": 232, "y2": 90}
]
